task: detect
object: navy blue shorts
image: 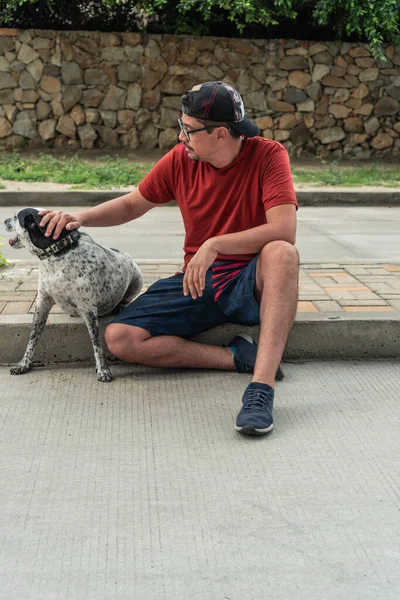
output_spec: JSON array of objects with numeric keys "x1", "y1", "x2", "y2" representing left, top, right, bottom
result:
[{"x1": 111, "y1": 256, "x2": 260, "y2": 338}]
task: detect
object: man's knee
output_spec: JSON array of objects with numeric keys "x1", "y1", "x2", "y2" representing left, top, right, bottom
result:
[
  {"x1": 255, "y1": 241, "x2": 299, "y2": 295},
  {"x1": 259, "y1": 240, "x2": 299, "y2": 267},
  {"x1": 104, "y1": 323, "x2": 149, "y2": 359}
]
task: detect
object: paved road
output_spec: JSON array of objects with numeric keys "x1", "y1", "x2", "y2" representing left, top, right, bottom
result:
[
  {"x1": 1, "y1": 361, "x2": 399, "y2": 599},
  {"x1": 1, "y1": 205, "x2": 400, "y2": 263}
]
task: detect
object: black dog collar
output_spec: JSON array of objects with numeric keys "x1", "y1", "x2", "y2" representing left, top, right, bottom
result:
[{"x1": 34, "y1": 229, "x2": 81, "y2": 260}]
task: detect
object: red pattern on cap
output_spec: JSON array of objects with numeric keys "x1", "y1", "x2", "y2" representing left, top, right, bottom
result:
[{"x1": 200, "y1": 83, "x2": 219, "y2": 119}]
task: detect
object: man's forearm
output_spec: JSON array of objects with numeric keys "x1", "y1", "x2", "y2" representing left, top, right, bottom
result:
[
  {"x1": 209, "y1": 222, "x2": 296, "y2": 256},
  {"x1": 78, "y1": 190, "x2": 148, "y2": 227}
]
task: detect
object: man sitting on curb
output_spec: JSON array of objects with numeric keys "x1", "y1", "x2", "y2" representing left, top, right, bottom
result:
[{"x1": 39, "y1": 81, "x2": 299, "y2": 437}]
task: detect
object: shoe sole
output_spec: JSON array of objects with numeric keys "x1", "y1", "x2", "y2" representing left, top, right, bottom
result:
[
  {"x1": 236, "y1": 332, "x2": 285, "y2": 381},
  {"x1": 236, "y1": 332, "x2": 255, "y2": 344},
  {"x1": 235, "y1": 424, "x2": 274, "y2": 436}
]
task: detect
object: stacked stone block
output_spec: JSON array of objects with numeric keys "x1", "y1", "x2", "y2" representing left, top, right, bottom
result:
[{"x1": 0, "y1": 28, "x2": 400, "y2": 158}]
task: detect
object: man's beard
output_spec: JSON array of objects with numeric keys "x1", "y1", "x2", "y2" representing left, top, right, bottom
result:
[{"x1": 185, "y1": 144, "x2": 199, "y2": 161}]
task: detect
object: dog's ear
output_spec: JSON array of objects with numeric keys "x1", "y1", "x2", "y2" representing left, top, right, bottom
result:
[
  {"x1": 23, "y1": 213, "x2": 51, "y2": 249},
  {"x1": 24, "y1": 211, "x2": 72, "y2": 249},
  {"x1": 18, "y1": 208, "x2": 39, "y2": 228}
]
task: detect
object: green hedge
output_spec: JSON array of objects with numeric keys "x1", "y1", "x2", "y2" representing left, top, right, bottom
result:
[{"x1": 0, "y1": 0, "x2": 399, "y2": 59}]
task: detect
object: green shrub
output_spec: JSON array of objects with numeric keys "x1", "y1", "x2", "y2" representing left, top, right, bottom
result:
[
  {"x1": 0, "y1": 237, "x2": 9, "y2": 268},
  {"x1": 0, "y1": 0, "x2": 399, "y2": 59}
]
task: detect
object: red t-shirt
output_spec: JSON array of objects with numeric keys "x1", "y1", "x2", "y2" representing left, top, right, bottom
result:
[{"x1": 139, "y1": 137, "x2": 298, "y2": 271}]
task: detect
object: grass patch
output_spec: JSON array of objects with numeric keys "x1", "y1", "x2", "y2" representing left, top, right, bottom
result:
[
  {"x1": 69, "y1": 184, "x2": 113, "y2": 190},
  {"x1": 292, "y1": 163, "x2": 400, "y2": 187},
  {"x1": 0, "y1": 152, "x2": 154, "y2": 188},
  {"x1": 0, "y1": 183, "x2": 5, "y2": 189},
  {"x1": 0, "y1": 152, "x2": 400, "y2": 188}
]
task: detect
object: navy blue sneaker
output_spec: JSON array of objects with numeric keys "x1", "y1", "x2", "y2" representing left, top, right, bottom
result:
[
  {"x1": 235, "y1": 382, "x2": 274, "y2": 436},
  {"x1": 228, "y1": 333, "x2": 284, "y2": 381}
]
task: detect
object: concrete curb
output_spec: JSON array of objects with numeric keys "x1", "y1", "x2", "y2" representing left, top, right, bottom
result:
[
  {"x1": 1, "y1": 312, "x2": 400, "y2": 366},
  {"x1": 1, "y1": 189, "x2": 400, "y2": 206},
  {"x1": 296, "y1": 189, "x2": 400, "y2": 206}
]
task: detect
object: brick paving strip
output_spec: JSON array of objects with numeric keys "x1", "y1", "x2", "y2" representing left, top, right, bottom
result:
[{"x1": 1, "y1": 261, "x2": 400, "y2": 316}]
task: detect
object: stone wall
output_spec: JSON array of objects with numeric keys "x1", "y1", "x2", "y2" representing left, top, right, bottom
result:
[{"x1": 1, "y1": 27, "x2": 400, "y2": 159}]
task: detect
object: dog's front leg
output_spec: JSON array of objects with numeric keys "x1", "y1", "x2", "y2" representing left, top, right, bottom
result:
[
  {"x1": 10, "y1": 294, "x2": 54, "y2": 375},
  {"x1": 82, "y1": 308, "x2": 113, "y2": 383}
]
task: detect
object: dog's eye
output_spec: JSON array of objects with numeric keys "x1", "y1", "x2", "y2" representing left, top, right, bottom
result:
[
  {"x1": 25, "y1": 216, "x2": 36, "y2": 229},
  {"x1": 24, "y1": 215, "x2": 39, "y2": 228}
]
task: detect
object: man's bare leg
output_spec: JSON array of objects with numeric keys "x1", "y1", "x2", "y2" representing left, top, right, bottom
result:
[
  {"x1": 235, "y1": 240, "x2": 299, "y2": 436},
  {"x1": 105, "y1": 324, "x2": 236, "y2": 370},
  {"x1": 253, "y1": 240, "x2": 299, "y2": 386}
]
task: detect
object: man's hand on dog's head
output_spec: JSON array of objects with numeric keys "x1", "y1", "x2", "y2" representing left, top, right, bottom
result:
[{"x1": 38, "y1": 210, "x2": 83, "y2": 240}]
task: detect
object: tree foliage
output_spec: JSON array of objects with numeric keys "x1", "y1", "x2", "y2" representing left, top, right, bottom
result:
[
  {"x1": 313, "y1": 0, "x2": 400, "y2": 58},
  {"x1": 1, "y1": 0, "x2": 399, "y2": 59},
  {"x1": 0, "y1": 0, "x2": 144, "y2": 33}
]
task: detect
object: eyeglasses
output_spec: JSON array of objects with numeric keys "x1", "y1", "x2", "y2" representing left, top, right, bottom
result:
[{"x1": 178, "y1": 118, "x2": 217, "y2": 141}]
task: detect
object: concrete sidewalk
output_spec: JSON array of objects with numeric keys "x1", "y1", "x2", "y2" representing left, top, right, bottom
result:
[
  {"x1": 2, "y1": 259, "x2": 400, "y2": 364},
  {"x1": 1, "y1": 360, "x2": 400, "y2": 599}
]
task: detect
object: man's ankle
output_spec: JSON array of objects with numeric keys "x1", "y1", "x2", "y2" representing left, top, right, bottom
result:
[
  {"x1": 252, "y1": 377, "x2": 275, "y2": 389},
  {"x1": 225, "y1": 347, "x2": 236, "y2": 369}
]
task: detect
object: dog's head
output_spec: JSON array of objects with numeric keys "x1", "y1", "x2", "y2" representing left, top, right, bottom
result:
[
  {"x1": 5, "y1": 208, "x2": 48, "y2": 253},
  {"x1": 4, "y1": 208, "x2": 73, "y2": 256}
]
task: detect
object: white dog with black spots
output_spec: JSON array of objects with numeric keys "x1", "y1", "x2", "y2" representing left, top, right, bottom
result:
[{"x1": 4, "y1": 207, "x2": 143, "y2": 382}]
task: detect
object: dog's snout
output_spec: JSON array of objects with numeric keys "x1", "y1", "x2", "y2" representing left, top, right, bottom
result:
[{"x1": 4, "y1": 218, "x2": 15, "y2": 232}]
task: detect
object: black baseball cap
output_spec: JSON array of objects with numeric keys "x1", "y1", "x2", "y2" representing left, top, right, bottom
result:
[{"x1": 181, "y1": 81, "x2": 260, "y2": 138}]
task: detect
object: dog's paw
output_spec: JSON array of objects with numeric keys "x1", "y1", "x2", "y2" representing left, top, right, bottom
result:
[
  {"x1": 97, "y1": 369, "x2": 113, "y2": 383},
  {"x1": 10, "y1": 362, "x2": 32, "y2": 375}
]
